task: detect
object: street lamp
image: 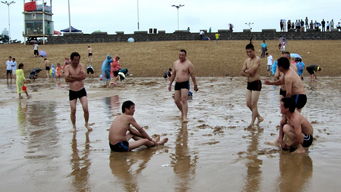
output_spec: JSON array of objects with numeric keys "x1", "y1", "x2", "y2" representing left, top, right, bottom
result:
[
  {"x1": 137, "y1": 0, "x2": 140, "y2": 30},
  {"x1": 172, "y1": 4, "x2": 184, "y2": 30},
  {"x1": 1, "y1": 1, "x2": 15, "y2": 42},
  {"x1": 245, "y1": 22, "x2": 254, "y2": 31},
  {"x1": 68, "y1": 0, "x2": 71, "y2": 32}
]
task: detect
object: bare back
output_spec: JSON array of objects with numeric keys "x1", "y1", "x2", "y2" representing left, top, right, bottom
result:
[
  {"x1": 288, "y1": 111, "x2": 313, "y2": 136},
  {"x1": 64, "y1": 63, "x2": 85, "y2": 91},
  {"x1": 173, "y1": 59, "x2": 193, "y2": 82},
  {"x1": 108, "y1": 115, "x2": 132, "y2": 145},
  {"x1": 285, "y1": 69, "x2": 305, "y2": 95}
]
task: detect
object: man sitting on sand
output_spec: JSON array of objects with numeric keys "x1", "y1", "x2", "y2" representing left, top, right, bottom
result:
[
  {"x1": 108, "y1": 100, "x2": 168, "y2": 152},
  {"x1": 278, "y1": 97, "x2": 314, "y2": 153}
]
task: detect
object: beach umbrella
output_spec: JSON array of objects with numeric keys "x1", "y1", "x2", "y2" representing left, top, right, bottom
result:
[
  {"x1": 127, "y1": 37, "x2": 135, "y2": 43},
  {"x1": 290, "y1": 53, "x2": 302, "y2": 59},
  {"x1": 39, "y1": 50, "x2": 47, "y2": 57}
]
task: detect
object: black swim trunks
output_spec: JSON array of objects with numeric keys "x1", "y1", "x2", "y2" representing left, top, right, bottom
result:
[
  {"x1": 247, "y1": 80, "x2": 262, "y2": 91},
  {"x1": 109, "y1": 141, "x2": 129, "y2": 152},
  {"x1": 88, "y1": 53, "x2": 93, "y2": 57},
  {"x1": 45, "y1": 66, "x2": 50, "y2": 71},
  {"x1": 306, "y1": 65, "x2": 317, "y2": 75},
  {"x1": 6, "y1": 70, "x2": 12, "y2": 75},
  {"x1": 282, "y1": 134, "x2": 313, "y2": 152},
  {"x1": 280, "y1": 88, "x2": 286, "y2": 97},
  {"x1": 302, "y1": 134, "x2": 313, "y2": 148},
  {"x1": 175, "y1": 81, "x2": 190, "y2": 90},
  {"x1": 291, "y1": 94, "x2": 307, "y2": 109},
  {"x1": 69, "y1": 88, "x2": 87, "y2": 101}
]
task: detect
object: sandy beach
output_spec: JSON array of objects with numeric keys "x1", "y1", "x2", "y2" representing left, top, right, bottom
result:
[
  {"x1": 1, "y1": 77, "x2": 341, "y2": 191},
  {"x1": 1, "y1": 40, "x2": 341, "y2": 78}
]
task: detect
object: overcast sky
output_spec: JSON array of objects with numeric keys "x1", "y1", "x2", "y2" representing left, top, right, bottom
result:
[{"x1": 1, "y1": 0, "x2": 340, "y2": 41}]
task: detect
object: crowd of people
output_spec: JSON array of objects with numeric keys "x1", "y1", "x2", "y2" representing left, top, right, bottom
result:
[{"x1": 280, "y1": 17, "x2": 341, "y2": 32}]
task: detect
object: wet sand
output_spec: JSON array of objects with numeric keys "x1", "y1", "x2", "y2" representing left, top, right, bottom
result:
[{"x1": 1, "y1": 77, "x2": 341, "y2": 192}]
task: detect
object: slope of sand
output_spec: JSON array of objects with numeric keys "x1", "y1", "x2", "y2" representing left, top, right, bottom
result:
[{"x1": 1, "y1": 40, "x2": 341, "y2": 78}]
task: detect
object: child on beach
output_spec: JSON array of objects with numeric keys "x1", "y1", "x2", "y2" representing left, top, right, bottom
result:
[
  {"x1": 56, "y1": 63, "x2": 62, "y2": 79},
  {"x1": 108, "y1": 100, "x2": 168, "y2": 152},
  {"x1": 16, "y1": 63, "x2": 30, "y2": 99}
]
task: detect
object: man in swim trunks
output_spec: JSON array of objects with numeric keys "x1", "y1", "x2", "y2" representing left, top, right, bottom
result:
[
  {"x1": 306, "y1": 64, "x2": 322, "y2": 81},
  {"x1": 265, "y1": 57, "x2": 307, "y2": 112},
  {"x1": 168, "y1": 49, "x2": 198, "y2": 123},
  {"x1": 43, "y1": 58, "x2": 50, "y2": 78},
  {"x1": 64, "y1": 52, "x2": 92, "y2": 131},
  {"x1": 87, "y1": 45, "x2": 93, "y2": 64},
  {"x1": 240, "y1": 43, "x2": 264, "y2": 128},
  {"x1": 278, "y1": 97, "x2": 314, "y2": 153},
  {"x1": 108, "y1": 100, "x2": 168, "y2": 152}
]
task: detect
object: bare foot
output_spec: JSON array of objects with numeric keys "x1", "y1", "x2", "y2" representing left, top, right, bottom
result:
[
  {"x1": 153, "y1": 135, "x2": 161, "y2": 142},
  {"x1": 247, "y1": 124, "x2": 255, "y2": 129},
  {"x1": 85, "y1": 123, "x2": 93, "y2": 132},
  {"x1": 182, "y1": 118, "x2": 189, "y2": 123},
  {"x1": 19, "y1": 96, "x2": 23, "y2": 99},
  {"x1": 157, "y1": 138, "x2": 168, "y2": 145},
  {"x1": 265, "y1": 140, "x2": 280, "y2": 147},
  {"x1": 257, "y1": 116, "x2": 264, "y2": 125}
]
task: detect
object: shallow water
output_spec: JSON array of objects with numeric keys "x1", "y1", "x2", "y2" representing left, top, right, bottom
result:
[{"x1": 1, "y1": 77, "x2": 341, "y2": 192}]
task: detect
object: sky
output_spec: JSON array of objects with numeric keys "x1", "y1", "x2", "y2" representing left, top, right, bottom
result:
[{"x1": 0, "y1": 0, "x2": 340, "y2": 41}]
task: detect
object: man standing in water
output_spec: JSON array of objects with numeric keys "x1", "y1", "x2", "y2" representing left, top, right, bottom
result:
[
  {"x1": 240, "y1": 43, "x2": 264, "y2": 128},
  {"x1": 168, "y1": 49, "x2": 198, "y2": 123},
  {"x1": 64, "y1": 52, "x2": 92, "y2": 131}
]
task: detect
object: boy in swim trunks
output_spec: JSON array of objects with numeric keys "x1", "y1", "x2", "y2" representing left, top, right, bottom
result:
[
  {"x1": 278, "y1": 97, "x2": 314, "y2": 153},
  {"x1": 168, "y1": 49, "x2": 198, "y2": 123},
  {"x1": 64, "y1": 52, "x2": 92, "y2": 131},
  {"x1": 240, "y1": 43, "x2": 264, "y2": 128},
  {"x1": 306, "y1": 64, "x2": 321, "y2": 81},
  {"x1": 108, "y1": 100, "x2": 168, "y2": 152}
]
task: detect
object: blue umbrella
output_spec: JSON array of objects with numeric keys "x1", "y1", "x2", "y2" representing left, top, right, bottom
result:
[
  {"x1": 39, "y1": 50, "x2": 47, "y2": 57},
  {"x1": 290, "y1": 53, "x2": 302, "y2": 59}
]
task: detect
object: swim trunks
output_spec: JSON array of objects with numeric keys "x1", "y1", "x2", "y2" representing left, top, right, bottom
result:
[
  {"x1": 247, "y1": 80, "x2": 262, "y2": 91},
  {"x1": 175, "y1": 81, "x2": 190, "y2": 90},
  {"x1": 302, "y1": 134, "x2": 313, "y2": 148},
  {"x1": 45, "y1": 66, "x2": 50, "y2": 71},
  {"x1": 6, "y1": 70, "x2": 12, "y2": 75},
  {"x1": 69, "y1": 88, "x2": 87, "y2": 101},
  {"x1": 291, "y1": 94, "x2": 307, "y2": 109},
  {"x1": 280, "y1": 88, "x2": 287, "y2": 97},
  {"x1": 88, "y1": 53, "x2": 93, "y2": 57},
  {"x1": 109, "y1": 141, "x2": 129, "y2": 152}
]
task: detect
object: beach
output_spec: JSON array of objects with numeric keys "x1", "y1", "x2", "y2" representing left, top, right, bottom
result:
[
  {"x1": 1, "y1": 40, "x2": 341, "y2": 78},
  {"x1": 1, "y1": 77, "x2": 341, "y2": 191}
]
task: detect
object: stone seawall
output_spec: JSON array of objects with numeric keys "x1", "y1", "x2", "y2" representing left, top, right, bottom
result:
[{"x1": 47, "y1": 29, "x2": 341, "y2": 44}]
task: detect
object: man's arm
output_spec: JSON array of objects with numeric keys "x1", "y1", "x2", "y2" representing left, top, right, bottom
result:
[
  {"x1": 264, "y1": 75, "x2": 284, "y2": 86},
  {"x1": 129, "y1": 117, "x2": 154, "y2": 142},
  {"x1": 189, "y1": 63, "x2": 198, "y2": 91},
  {"x1": 168, "y1": 64, "x2": 176, "y2": 91},
  {"x1": 240, "y1": 60, "x2": 249, "y2": 77},
  {"x1": 245, "y1": 58, "x2": 260, "y2": 76},
  {"x1": 64, "y1": 65, "x2": 86, "y2": 82},
  {"x1": 285, "y1": 77, "x2": 293, "y2": 97}
]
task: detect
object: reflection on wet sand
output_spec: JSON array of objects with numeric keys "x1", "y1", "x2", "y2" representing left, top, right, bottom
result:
[
  {"x1": 25, "y1": 101, "x2": 59, "y2": 159},
  {"x1": 104, "y1": 95, "x2": 120, "y2": 113},
  {"x1": 243, "y1": 128, "x2": 263, "y2": 192},
  {"x1": 17, "y1": 100, "x2": 27, "y2": 136},
  {"x1": 278, "y1": 153, "x2": 313, "y2": 192},
  {"x1": 171, "y1": 123, "x2": 198, "y2": 192},
  {"x1": 70, "y1": 131, "x2": 91, "y2": 192},
  {"x1": 109, "y1": 148, "x2": 157, "y2": 192}
]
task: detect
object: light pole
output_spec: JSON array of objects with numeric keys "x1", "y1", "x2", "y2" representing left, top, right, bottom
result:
[
  {"x1": 172, "y1": 4, "x2": 184, "y2": 30},
  {"x1": 245, "y1": 22, "x2": 254, "y2": 31},
  {"x1": 137, "y1": 0, "x2": 140, "y2": 30},
  {"x1": 1, "y1": 1, "x2": 15, "y2": 42},
  {"x1": 68, "y1": 0, "x2": 71, "y2": 32}
]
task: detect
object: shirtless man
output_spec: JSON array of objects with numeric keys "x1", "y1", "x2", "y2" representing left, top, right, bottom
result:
[
  {"x1": 240, "y1": 43, "x2": 263, "y2": 128},
  {"x1": 168, "y1": 49, "x2": 198, "y2": 123},
  {"x1": 64, "y1": 52, "x2": 92, "y2": 131},
  {"x1": 43, "y1": 58, "x2": 50, "y2": 78},
  {"x1": 278, "y1": 97, "x2": 314, "y2": 153},
  {"x1": 87, "y1": 45, "x2": 93, "y2": 64},
  {"x1": 108, "y1": 100, "x2": 168, "y2": 152},
  {"x1": 265, "y1": 57, "x2": 307, "y2": 111}
]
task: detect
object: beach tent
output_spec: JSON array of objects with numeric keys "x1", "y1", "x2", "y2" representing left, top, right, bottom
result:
[{"x1": 61, "y1": 26, "x2": 82, "y2": 33}]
